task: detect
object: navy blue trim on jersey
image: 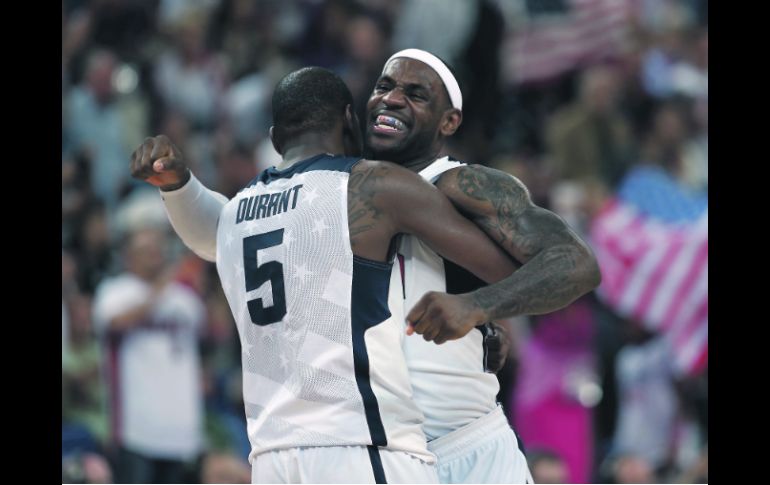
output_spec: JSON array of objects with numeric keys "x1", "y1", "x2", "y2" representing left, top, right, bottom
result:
[
  {"x1": 350, "y1": 256, "x2": 391, "y2": 447},
  {"x1": 247, "y1": 154, "x2": 362, "y2": 187},
  {"x1": 478, "y1": 323, "x2": 490, "y2": 371},
  {"x1": 367, "y1": 446, "x2": 387, "y2": 483},
  {"x1": 443, "y1": 258, "x2": 486, "y2": 295},
  {"x1": 443, "y1": 257, "x2": 489, "y2": 340}
]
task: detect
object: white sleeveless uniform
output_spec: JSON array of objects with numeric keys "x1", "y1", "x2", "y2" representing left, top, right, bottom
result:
[
  {"x1": 215, "y1": 154, "x2": 437, "y2": 483},
  {"x1": 399, "y1": 157, "x2": 533, "y2": 484}
]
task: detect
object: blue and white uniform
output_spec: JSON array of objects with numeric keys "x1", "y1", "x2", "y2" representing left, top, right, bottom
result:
[
  {"x1": 214, "y1": 154, "x2": 436, "y2": 484},
  {"x1": 399, "y1": 157, "x2": 533, "y2": 484}
]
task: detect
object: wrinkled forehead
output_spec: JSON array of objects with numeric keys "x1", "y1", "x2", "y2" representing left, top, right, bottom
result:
[{"x1": 380, "y1": 58, "x2": 443, "y2": 91}]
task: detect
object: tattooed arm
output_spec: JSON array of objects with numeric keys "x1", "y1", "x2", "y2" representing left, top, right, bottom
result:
[
  {"x1": 348, "y1": 160, "x2": 517, "y2": 278},
  {"x1": 432, "y1": 164, "x2": 601, "y2": 321},
  {"x1": 347, "y1": 160, "x2": 519, "y2": 343}
]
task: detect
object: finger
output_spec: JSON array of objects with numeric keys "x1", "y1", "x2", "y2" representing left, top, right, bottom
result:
[
  {"x1": 406, "y1": 294, "x2": 431, "y2": 329},
  {"x1": 150, "y1": 136, "x2": 169, "y2": 162},
  {"x1": 140, "y1": 137, "x2": 155, "y2": 170},
  {"x1": 157, "y1": 134, "x2": 182, "y2": 160},
  {"x1": 131, "y1": 148, "x2": 160, "y2": 180},
  {"x1": 152, "y1": 156, "x2": 175, "y2": 173},
  {"x1": 412, "y1": 311, "x2": 434, "y2": 336},
  {"x1": 129, "y1": 147, "x2": 141, "y2": 176},
  {"x1": 433, "y1": 332, "x2": 448, "y2": 345},
  {"x1": 423, "y1": 324, "x2": 441, "y2": 343}
]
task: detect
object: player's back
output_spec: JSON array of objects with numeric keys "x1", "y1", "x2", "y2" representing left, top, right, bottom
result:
[{"x1": 215, "y1": 154, "x2": 431, "y2": 464}]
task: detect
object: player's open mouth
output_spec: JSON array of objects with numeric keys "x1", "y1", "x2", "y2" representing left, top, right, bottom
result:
[{"x1": 372, "y1": 114, "x2": 408, "y2": 134}]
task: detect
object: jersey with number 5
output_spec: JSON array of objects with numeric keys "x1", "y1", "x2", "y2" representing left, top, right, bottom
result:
[{"x1": 215, "y1": 154, "x2": 432, "y2": 465}]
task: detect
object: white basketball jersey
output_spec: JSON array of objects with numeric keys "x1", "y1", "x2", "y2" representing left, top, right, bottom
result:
[
  {"x1": 215, "y1": 154, "x2": 433, "y2": 464},
  {"x1": 399, "y1": 157, "x2": 501, "y2": 441}
]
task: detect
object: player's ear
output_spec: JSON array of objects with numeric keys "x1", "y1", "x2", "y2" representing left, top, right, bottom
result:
[
  {"x1": 439, "y1": 108, "x2": 462, "y2": 137},
  {"x1": 269, "y1": 126, "x2": 283, "y2": 155}
]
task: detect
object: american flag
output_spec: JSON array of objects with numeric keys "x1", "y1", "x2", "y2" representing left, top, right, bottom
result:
[
  {"x1": 590, "y1": 198, "x2": 708, "y2": 377},
  {"x1": 504, "y1": 0, "x2": 633, "y2": 85}
]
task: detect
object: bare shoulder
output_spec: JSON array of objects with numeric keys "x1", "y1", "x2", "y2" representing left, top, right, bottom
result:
[{"x1": 435, "y1": 164, "x2": 533, "y2": 216}]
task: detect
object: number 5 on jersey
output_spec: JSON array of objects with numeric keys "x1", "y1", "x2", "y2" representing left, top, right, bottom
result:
[{"x1": 243, "y1": 229, "x2": 286, "y2": 325}]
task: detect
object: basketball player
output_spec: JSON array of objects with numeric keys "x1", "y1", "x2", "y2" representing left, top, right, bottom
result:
[
  {"x1": 366, "y1": 50, "x2": 599, "y2": 483},
  {"x1": 134, "y1": 51, "x2": 601, "y2": 483},
  {"x1": 131, "y1": 67, "x2": 518, "y2": 483}
]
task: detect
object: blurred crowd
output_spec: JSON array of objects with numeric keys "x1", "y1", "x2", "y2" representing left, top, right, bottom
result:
[{"x1": 61, "y1": 0, "x2": 707, "y2": 483}]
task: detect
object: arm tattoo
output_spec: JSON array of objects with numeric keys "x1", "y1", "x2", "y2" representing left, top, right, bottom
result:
[
  {"x1": 455, "y1": 165, "x2": 533, "y2": 257},
  {"x1": 347, "y1": 164, "x2": 388, "y2": 248},
  {"x1": 452, "y1": 165, "x2": 601, "y2": 319}
]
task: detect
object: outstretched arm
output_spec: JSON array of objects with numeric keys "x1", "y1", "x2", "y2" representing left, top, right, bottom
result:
[
  {"x1": 130, "y1": 135, "x2": 228, "y2": 262},
  {"x1": 436, "y1": 164, "x2": 601, "y2": 320}
]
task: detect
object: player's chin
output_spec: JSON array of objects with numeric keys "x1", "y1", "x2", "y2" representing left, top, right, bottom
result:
[{"x1": 366, "y1": 131, "x2": 407, "y2": 154}]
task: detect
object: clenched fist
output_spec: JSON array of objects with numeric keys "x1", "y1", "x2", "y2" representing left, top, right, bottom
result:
[
  {"x1": 406, "y1": 291, "x2": 488, "y2": 344},
  {"x1": 130, "y1": 135, "x2": 191, "y2": 191}
]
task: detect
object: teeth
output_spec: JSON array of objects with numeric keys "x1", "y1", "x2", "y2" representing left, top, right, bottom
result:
[{"x1": 376, "y1": 115, "x2": 406, "y2": 130}]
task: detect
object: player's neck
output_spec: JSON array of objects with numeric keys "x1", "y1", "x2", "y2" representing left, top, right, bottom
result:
[
  {"x1": 400, "y1": 152, "x2": 443, "y2": 174},
  {"x1": 279, "y1": 134, "x2": 345, "y2": 169}
]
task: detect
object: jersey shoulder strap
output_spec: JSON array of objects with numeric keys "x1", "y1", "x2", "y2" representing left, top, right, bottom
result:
[{"x1": 418, "y1": 156, "x2": 467, "y2": 184}]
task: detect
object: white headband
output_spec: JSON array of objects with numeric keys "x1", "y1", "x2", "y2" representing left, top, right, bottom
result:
[{"x1": 384, "y1": 49, "x2": 463, "y2": 111}]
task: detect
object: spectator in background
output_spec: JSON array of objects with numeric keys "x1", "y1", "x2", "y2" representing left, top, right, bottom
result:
[
  {"x1": 70, "y1": 201, "x2": 113, "y2": 295},
  {"x1": 617, "y1": 98, "x2": 707, "y2": 223},
  {"x1": 213, "y1": 142, "x2": 259, "y2": 199},
  {"x1": 511, "y1": 297, "x2": 600, "y2": 484},
  {"x1": 607, "y1": 320, "x2": 706, "y2": 482},
  {"x1": 199, "y1": 452, "x2": 251, "y2": 484},
  {"x1": 391, "y1": 0, "x2": 477, "y2": 63},
  {"x1": 63, "y1": 292, "x2": 109, "y2": 449},
  {"x1": 92, "y1": 227, "x2": 205, "y2": 483},
  {"x1": 62, "y1": 451, "x2": 114, "y2": 484},
  {"x1": 640, "y1": 4, "x2": 707, "y2": 101},
  {"x1": 527, "y1": 449, "x2": 570, "y2": 484},
  {"x1": 208, "y1": 0, "x2": 275, "y2": 82},
  {"x1": 64, "y1": 49, "x2": 134, "y2": 209},
  {"x1": 295, "y1": 0, "x2": 358, "y2": 69},
  {"x1": 608, "y1": 324, "x2": 680, "y2": 480},
  {"x1": 602, "y1": 453, "x2": 657, "y2": 484},
  {"x1": 86, "y1": 0, "x2": 156, "y2": 65},
  {"x1": 62, "y1": 5, "x2": 93, "y2": 89},
  {"x1": 449, "y1": 0, "x2": 505, "y2": 163},
  {"x1": 63, "y1": 252, "x2": 75, "y2": 358},
  {"x1": 340, "y1": 12, "x2": 390, "y2": 129},
  {"x1": 546, "y1": 64, "x2": 635, "y2": 189},
  {"x1": 154, "y1": 9, "x2": 228, "y2": 131},
  {"x1": 681, "y1": 93, "x2": 707, "y2": 192},
  {"x1": 62, "y1": 150, "x2": 97, "y2": 249}
]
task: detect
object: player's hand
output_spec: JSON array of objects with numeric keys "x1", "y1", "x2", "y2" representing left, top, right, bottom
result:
[
  {"x1": 482, "y1": 321, "x2": 512, "y2": 373},
  {"x1": 130, "y1": 134, "x2": 191, "y2": 191},
  {"x1": 406, "y1": 292, "x2": 487, "y2": 344}
]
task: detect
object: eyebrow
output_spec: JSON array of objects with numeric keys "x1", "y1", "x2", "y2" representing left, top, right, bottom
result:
[{"x1": 377, "y1": 75, "x2": 432, "y2": 93}]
